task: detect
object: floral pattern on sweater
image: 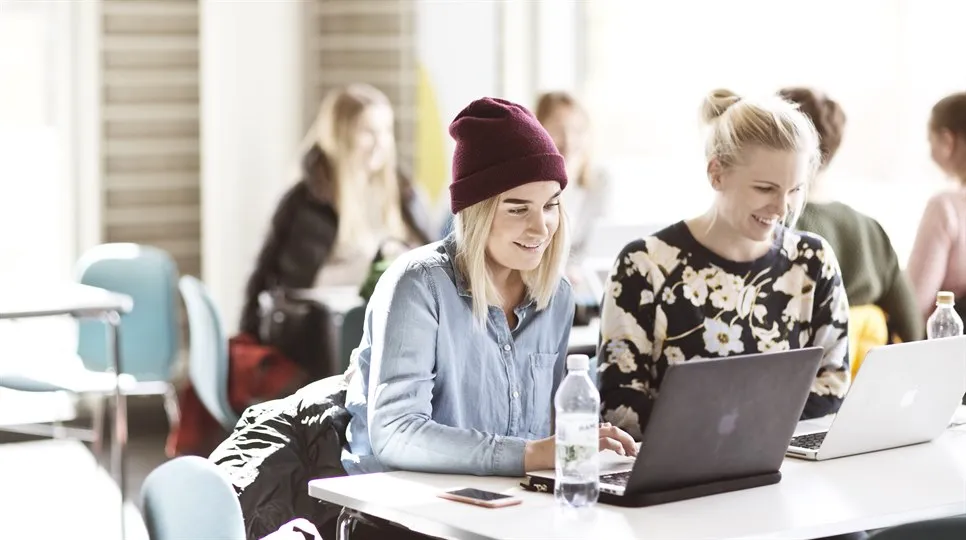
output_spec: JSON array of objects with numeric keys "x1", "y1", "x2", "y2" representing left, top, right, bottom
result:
[{"x1": 598, "y1": 221, "x2": 851, "y2": 439}]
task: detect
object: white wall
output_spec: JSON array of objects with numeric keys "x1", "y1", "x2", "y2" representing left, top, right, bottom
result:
[
  {"x1": 580, "y1": 0, "x2": 966, "y2": 264},
  {"x1": 416, "y1": 0, "x2": 500, "y2": 133},
  {"x1": 414, "y1": 0, "x2": 580, "y2": 219},
  {"x1": 415, "y1": 0, "x2": 500, "y2": 219},
  {"x1": 200, "y1": 0, "x2": 304, "y2": 332},
  {"x1": 72, "y1": 0, "x2": 101, "y2": 257}
]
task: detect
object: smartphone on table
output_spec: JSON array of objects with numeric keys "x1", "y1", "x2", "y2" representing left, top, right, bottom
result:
[{"x1": 437, "y1": 487, "x2": 523, "y2": 508}]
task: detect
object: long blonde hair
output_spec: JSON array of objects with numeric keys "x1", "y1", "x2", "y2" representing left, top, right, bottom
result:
[
  {"x1": 309, "y1": 84, "x2": 408, "y2": 247},
  {"x1": 453, "y1": 195, "x2": 570, "y2": 328},
  {"x1": 701, "y1": 89, "x2": 821, "y2": 228}
]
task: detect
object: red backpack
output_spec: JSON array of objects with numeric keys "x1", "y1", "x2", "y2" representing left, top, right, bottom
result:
[{"x1": 166, "y1": 333, "x2": 307, "y2": 457}]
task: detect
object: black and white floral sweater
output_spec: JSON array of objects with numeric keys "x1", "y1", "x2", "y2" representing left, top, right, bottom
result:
[{"x1": 598, "y1": 221, "x2": 851, "y2": 439}]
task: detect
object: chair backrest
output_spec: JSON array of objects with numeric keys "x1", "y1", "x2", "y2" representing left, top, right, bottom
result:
[
  {"x1": 869, "y1": 516, "x2": 966, "y2": 540},
  {"x1": 141, "y1": 456, "x2": 245, "y2": 540},
  {"x1": 340, "y1": 304, "x2": 367, "y2": 373},
  {"x1": 75, "y1": 243, "x2": 180, "y2": 381},
  {"x1": 178, "y1": 275, "x2": 236, "y2": 430}
]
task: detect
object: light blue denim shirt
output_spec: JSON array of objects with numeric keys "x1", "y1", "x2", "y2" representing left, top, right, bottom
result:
[{"x1": 342, "y1": 235, "x2": 574, "y2": 476}]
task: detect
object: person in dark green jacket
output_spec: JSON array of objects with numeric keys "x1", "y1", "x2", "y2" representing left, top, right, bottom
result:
[{"x1": 779, "y1": 87, "x2": 923, "y2": 343}]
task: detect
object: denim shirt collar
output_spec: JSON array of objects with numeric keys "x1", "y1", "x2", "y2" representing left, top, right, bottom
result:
[
  {"x1": 442, "y1": 234, "x2": 472, "y2": 298},
  {"x1": 441, "y1": 233, "x2": 537, "y2": 313}
]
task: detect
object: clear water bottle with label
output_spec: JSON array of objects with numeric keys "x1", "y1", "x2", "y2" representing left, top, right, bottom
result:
[
  {"x1": 927, "y1": 291, "x2": 964, "y2": 339},
  {"x1": 554, "y1": 354, "x2": 600, "y2": 508}
]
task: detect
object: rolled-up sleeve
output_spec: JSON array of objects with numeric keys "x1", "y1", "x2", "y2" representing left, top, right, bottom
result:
[{"x1": 366, "y1": 262, "x2": 528, "y2": 476}]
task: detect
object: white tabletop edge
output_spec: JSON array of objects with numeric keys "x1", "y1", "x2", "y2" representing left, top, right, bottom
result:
[
  {"x1": 0, "y1": 283, "x2": 133, "y2": 319},
  {"x1": 739, "y1": 501, "x2": 966, "y2": 540}
]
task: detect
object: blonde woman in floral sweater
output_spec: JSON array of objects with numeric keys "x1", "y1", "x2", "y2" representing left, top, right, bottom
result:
[{"x1": 598, "y1": 90, "x2": 852, "y2": 440}]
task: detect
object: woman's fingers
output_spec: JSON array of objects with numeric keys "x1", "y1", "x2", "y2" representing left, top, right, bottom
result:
[
  {"x1": 599, "y1": 425, "x2": 638, "y2": 457},
  {"x1": 598, "y1": 436, "x2": 625, "y2": 455}
]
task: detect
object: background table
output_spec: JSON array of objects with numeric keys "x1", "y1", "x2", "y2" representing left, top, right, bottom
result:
[{"x1": 0, "y1": 282, "x2": 133, "y2": 539}]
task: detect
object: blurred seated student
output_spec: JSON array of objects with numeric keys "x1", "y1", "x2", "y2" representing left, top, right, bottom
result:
[
  {"x1": 240, "y1": 83, "x2": 434, "y2": 380},
  {"x1": 598, "y1": 89, "x2": 851, "y2": 441},
  {"x1": 342, "y1": 97, "x2": 636, "y2": 476},
  {"x1": 535, "y1": 91, "x2": 612, "y2": 304},
  {"x1": 779, "y1": 87, "x2": 922, "y2": 354},
  {"x1": 907, "y1": 91, "x2": 966, "y2": 321}
]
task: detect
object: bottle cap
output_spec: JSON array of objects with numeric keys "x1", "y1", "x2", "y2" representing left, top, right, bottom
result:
[
  {"x1": 937, "y1": 291, "x2": 955, "y2": 306},
  {"x1": 567, "y1": 354, "x2": 590, "y2": 371}
]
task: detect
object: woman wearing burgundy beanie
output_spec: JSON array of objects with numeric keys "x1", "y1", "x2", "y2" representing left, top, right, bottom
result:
[{"x1": 342, "y1": 97, "x2": 636, "y2": 477}]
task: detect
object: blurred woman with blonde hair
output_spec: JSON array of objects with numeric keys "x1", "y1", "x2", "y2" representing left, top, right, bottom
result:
[
  {"x1": 240, "y1": 83, "x2": 434, "y2": 379},
  {"x1": 535, "y1": 91, "x2": 612, "y2": 269}
]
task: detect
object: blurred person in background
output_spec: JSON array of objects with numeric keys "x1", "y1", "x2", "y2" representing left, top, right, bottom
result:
[
  {"x1": 780, "y1": 87, "x2": 922, "y2": 375},
  {"x1": 239, "y1": 83, "x2": 434, "y2": 380},
  {"x1": 535, "y1": 91, "x2": 612, "y2": 314},
  {"x1": 907, "y1": 91, "x2": 966, "y2": 321}
]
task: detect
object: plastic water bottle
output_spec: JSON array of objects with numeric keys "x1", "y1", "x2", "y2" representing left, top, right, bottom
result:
[
  {"x1": 927, "y1": 291, "x2": 964, "y2": 339},
  {"x1": 554, "y1": 354, "x2": 600, "y2": 508}
]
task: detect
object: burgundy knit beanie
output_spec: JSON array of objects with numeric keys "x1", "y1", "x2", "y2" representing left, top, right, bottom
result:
[{"x1": 449, "y1": 97, "x2": 568, "y2": 214}]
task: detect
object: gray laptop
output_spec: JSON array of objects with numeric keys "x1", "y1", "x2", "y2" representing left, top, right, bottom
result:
[
  {"x1": 787, "y1": 335, "x2": 966, "y2": 461},
  {"x1": 526, "y1": 347, "x2": 823, "y2": 505}
]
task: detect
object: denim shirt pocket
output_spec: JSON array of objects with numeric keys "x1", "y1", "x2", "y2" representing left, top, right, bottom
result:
[{"x1": 529, "y1": 352, "x2": 558, "y2": 436}]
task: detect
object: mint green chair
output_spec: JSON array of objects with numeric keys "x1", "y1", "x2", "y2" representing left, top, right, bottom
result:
[{"x1": 141, "y1": 456, "x2": 245, "y2": 540}]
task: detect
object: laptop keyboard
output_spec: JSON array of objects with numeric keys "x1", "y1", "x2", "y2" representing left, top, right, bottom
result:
[
  {"x1": 600, "y1": 471, "x2": 632, "y2": 487},
  {"x1": 790, "y1": 431, "x2": 827, "y2": 450}
]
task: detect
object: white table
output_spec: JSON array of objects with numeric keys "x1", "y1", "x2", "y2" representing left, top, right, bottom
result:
[
  {"x1": 0, "y1": 439, "x2": 147, "y2": 540},
  {"x1": 568, "y1": 319, "x2": 599, "y2": 353},
  {"x1": 295, "y1": 286, "x2": 365, "y2": 317},
  {"x1": 0, "y1": 283, "x2": 133, "y2": 539},
  {"x1": 0, "y1": 283, "x2": 133, "y2": 320},
  {"x1": 309, "y1": 418, "x2": 966, "y2": 540}
]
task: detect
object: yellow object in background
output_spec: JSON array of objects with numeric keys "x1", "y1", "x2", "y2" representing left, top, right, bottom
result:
[
  {"x1": 848, "y1": 305, "x2": 890, "y2": 379},
  {"x1": 415, "y1": 62, "x2": 448, "y2": 205}
]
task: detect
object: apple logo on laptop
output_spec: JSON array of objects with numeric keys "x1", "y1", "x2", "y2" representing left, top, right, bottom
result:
[
  {"x1": 718, "y1": 409, "x2": 739, "y2": 435},
  {"x1": 900, "y1": 388, "x2": 918, "y2": 409}
]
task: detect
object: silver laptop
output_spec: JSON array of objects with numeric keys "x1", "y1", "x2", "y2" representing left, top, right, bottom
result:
[{"x1": 787, "y1": 335, "x2": 966, "y2": 461}]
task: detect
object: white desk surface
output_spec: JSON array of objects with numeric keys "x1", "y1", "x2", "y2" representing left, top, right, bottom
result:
[
  {"x1": 310, "y1": 414, "x2": 966, "y2": 540},
  {"x1": 0, "y1": 440, "x2": 146, "y2": 540},
  {"x1": 0, "y1": 283, "x2": 133, "y2": 319},
  {"x1": 294, "y1": 286, "x2": 365, "y2": 316},
  {"x1": 568, "y1": 319, "x2": 599, "y2": 351}
]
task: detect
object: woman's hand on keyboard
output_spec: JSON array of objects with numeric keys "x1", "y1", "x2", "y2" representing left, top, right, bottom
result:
[
  {"x1": 524, "y1": 424, "x2": 638, "y2": 471},
  {"x1": 599, "y1": 423, "x2": 638, "y2": 457}
]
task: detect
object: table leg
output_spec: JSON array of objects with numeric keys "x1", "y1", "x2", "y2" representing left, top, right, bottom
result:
[
  {"x1": 106, "y1": 311, "x2": 127, "y2": 540},
  {"x1": 336, "y1": 508, "x2": 354, "y2": 540}
]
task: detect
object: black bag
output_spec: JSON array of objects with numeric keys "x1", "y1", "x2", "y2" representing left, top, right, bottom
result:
[{"x1": 257, "y1": 287, "x2": 338, "y2": 381}]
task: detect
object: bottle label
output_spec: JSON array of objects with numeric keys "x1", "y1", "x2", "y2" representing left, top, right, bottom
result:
[{"x1": 555, "y1": 413, "x2": 599, "y2": 480}]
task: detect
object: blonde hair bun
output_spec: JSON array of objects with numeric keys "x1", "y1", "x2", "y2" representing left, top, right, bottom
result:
[{"x1": 701, "y1": 89, "x2": 742, "y2": 124}]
